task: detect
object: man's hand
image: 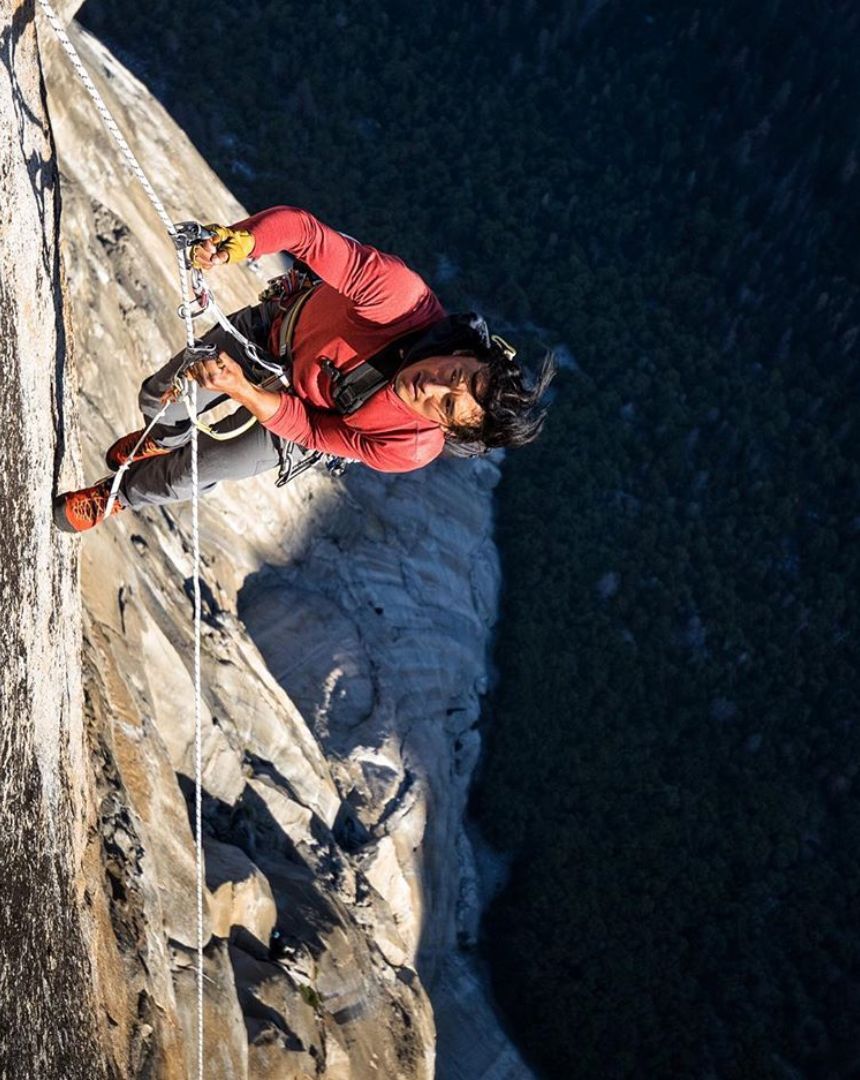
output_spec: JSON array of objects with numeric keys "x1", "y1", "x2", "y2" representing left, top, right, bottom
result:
[
  {"x1": 184, "y1": 350, "x2": 283, "y2": 424},
  {"x1": 187, "y1": 351, "x2": 250, "y2": 397},
  {"x1": 190, "y1": 224, "x2": 256, "y2": 270},
  {"x1": 190, "y1": 238, "x2": 228, "y2": 271}
]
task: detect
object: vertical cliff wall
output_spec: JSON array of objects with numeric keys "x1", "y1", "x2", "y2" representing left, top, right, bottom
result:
[{"x1": 0, "y1": 2, "x2": 107, "y2": 1076}]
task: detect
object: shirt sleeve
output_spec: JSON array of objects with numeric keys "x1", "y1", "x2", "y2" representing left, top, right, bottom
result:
[
  {"x1": 261, "y1": 392, "x2": 445, "y2": 473},
  {"x1": 232, "y1": 206, "x2": 430, "y2": 325}
]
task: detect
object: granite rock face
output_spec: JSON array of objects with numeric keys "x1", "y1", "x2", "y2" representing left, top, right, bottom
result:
[
  {"x1": 1, "y1": 3, "x2": 110, "y2": 1075},
  {"x1": 1, "y1": 9, "x2": 534, "y2": 1077}
]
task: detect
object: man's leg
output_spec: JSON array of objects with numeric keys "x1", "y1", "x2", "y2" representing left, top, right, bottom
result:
[
  {"x1": 54, "y1": 304, "x2": 291, "y2": 532},
  {"x1": 120, "y1": 408, "x2": 283, "y2": 509},
  {"x1": 55, "y1": 417, "x2": 313, "y2": 531}
]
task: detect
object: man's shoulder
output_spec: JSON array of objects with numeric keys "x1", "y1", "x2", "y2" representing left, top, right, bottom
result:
[{"x1": 356, "y1": 285, "x2": 447, "y2": 338}]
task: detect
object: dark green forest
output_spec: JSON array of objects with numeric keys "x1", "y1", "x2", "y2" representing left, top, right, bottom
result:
[{"x1": 79, "y1": 0, "x2": 860, "y2": 1076}]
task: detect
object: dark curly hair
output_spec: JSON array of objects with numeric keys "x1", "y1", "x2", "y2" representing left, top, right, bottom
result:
[{"x1": 444, "y1": 342, "x2": 557, "y2": 457}]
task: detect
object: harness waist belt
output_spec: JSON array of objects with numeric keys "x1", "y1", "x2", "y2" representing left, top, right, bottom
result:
[{"x1": 276, "y1": 284, "x2": 320, "y2": 362}]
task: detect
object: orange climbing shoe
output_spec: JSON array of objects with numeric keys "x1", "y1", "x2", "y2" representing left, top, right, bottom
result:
[
  {"x1": 53, "y1": 478, "x2": 125, "y2": 533},
  {"x1": 105, "y1": 428, "x2": 171, "y2": 471}
]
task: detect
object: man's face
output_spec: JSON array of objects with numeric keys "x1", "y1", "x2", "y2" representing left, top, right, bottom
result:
[{"x1": 393, "y1": 353, "x2": 488, "y2": 429}]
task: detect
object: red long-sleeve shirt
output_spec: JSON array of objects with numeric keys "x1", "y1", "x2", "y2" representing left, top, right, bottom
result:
[{"x1": 232, "y1": 206, "x2": 447, "y2": 472}]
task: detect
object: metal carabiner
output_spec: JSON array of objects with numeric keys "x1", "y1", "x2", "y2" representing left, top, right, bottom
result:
[
  {"x1": 325, "y1": 456, "x2": 350, "y2": 478},
  {"x1": 177, "y1": 267, "x2": 211, "y2": 320},
  {"x1": 177, "y1": 299, "x2": 209, "y2": 320},
  {"x1": 169, "y1": 372, "x2": 190, "y2": 402}
]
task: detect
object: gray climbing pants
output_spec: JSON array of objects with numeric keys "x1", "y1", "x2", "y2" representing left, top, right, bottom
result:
[{"x1": 120, "y1": 303, "x2": 314, "y2": 509}]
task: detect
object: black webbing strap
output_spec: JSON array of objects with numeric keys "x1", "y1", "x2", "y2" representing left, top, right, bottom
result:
[
  {"x1": 321, "y1": 326, "x2": 429, "y2": 415},
  {"x1": 320, "y1": 312, "x2": 495, "y2": 416}
]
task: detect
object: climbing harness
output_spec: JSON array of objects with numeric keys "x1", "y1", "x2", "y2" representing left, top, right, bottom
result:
[
  {"x1": 264, "y1": 269, "x2": 321, "y2": 365},
  {"x1": 255, "y1": 269, "x2": 352, "y2": 483}
]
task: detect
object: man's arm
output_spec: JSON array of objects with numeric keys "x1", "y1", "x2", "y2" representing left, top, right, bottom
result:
[
  {"x1": 193, "y1": 353, "x2": 444, "y2": 472},
  {"x1": 224, "y1": 206, "x2": 432, "y2": 325},
  {"x1": 258, "y1": 392, "x2": 444, "y2": 472}
]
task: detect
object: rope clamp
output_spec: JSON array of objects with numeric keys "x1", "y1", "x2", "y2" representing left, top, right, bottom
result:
[
  {"x1": 171, "y1": 221, "x2": 216, "y2": 250},
  {"x1": 168, "y1": 342, "x2": 217, "y2": 401},
  {"x1": 180, "y1": 342, "x2": 217, "y2": 369}
]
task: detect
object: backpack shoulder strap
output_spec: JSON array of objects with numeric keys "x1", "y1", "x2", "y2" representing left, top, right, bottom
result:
[{"x1": 323, "y1": 325, "x2": 429, "y2": 415}]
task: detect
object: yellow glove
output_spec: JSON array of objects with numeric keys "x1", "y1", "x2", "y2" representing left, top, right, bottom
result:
[{"x1": 190, "y1": 224, "x2": 256, "y2": 268}]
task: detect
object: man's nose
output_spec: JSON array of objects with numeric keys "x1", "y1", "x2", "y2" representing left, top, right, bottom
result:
[
  {"x1": 426, "y1": 369, "x2": 464, "y2": 392},
  {"x1": 423, "y1": 372, "x2": 452, "y2": 393}
]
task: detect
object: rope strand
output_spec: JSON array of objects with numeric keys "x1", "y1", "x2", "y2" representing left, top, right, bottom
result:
[
  {"x1": 191, "y1": 385, "x2": 204, "y2": 1080},
  {"x1": 36, "y1": 1, "x2": 175, "y2": 233}
]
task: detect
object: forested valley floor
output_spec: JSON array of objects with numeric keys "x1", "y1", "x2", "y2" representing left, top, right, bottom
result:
[{"x1": 80, "y1": 1, "x2": 860, "y2": 1076}]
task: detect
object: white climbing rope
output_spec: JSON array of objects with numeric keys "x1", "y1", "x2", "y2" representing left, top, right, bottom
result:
[
  {"x1": 36, "y1": 1, "x2": 176, "y2": 234},
  {"x1": 190, "y1": 380, "x2": 204, "y2": 1080},
  {"x1": 36, "y1": 3, "x2": 206, "y2": 1073}
]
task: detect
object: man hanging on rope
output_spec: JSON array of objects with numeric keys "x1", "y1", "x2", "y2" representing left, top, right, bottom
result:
[{"x1": 54, "y1": 206, "x2": 555, "y2": 532}]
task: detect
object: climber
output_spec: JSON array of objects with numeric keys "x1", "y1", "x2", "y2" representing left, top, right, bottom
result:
[{"x1": 53, "y1": 206, "x2": 555, "y2": 532}]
